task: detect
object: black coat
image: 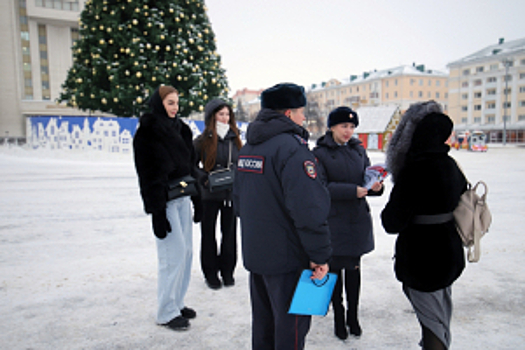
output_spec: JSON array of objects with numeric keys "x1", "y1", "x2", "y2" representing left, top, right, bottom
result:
[
  {"x1": 194, "y1": 129, "x2": 240, "y2": 201},
  {"x1": 233, "y1": 109, "x2": 332, "y2": 275},
  {"x1": 313, "y1": 132, "x2": 382, "y2": 258},
  {"x1": 381, "y1": 149, "x2": 467, "y2": 292},
  {"x1": 133, "y1": 90, "x2": 198, "y2": 214}
]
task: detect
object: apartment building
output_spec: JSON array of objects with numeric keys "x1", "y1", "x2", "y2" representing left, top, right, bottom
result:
[
  {"x1": 307, "y1": 64, "x2": 449, "y2": 122},
  {"x1": 447, "y1": 37, "x2": 525, "y2": 143},
  {"x1": 0, "y1": 0, "x2": 86, "y2": 139}
]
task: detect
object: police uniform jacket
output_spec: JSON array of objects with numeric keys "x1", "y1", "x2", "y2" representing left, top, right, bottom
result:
[
  {"x1": 313, "y1": 132, "x2": 382, "y2": 258},
  {"x1": 233, "y1": 108, "x2": 332, "y2": 275},
  {"x1": 194, "y1": 129, "x2": 239, "y2": 201},
  {"x1": 381, "y1": 126, "x2": 467, "y2": 292},
  {"x1": 133, "y1": 89, "x2": 198, "y2": 215}
]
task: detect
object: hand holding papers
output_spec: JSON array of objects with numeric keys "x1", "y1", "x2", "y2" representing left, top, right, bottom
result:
[{"x1": 363, "y1": 163, "x2": 389, "y2": 190}]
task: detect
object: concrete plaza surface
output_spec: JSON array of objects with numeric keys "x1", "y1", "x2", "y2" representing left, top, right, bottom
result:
[{"x1": 0, "y1": 145, "x2": 524, "y2": 349}]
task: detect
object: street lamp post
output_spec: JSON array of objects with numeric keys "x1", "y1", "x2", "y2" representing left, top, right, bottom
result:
[{"x1": 501, "y1": 58, "x2": 513, "y2": 145}]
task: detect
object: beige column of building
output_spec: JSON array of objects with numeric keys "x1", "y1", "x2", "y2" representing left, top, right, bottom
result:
[{"x1": 0, "y1": 0, "x2": 23, "y2": 138}]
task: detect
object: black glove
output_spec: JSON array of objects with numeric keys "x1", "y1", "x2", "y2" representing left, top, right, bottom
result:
[
  {"x1": 192, "y1": 196, "x2": 203, "y2": 223},
  {"x1": 152, "y1": 211, "x2": 171, "y2": 239}
]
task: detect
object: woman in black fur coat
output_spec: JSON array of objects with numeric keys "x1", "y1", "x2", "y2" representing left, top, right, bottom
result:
[
  {"x1": 133, "y1": 85, "x2": 202, "y2": 331},
  {"x1": 381, "y1": 101, "x2": 467, "y2": 350}
]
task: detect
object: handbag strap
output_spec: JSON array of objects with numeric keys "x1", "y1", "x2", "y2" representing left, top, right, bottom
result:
[{"x1": 227, "y1": 140, "x2": 232, "y2": 170}]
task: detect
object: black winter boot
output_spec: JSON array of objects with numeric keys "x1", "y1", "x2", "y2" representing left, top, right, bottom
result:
[
  {"x1": 332, "y1": 270, "x2": 348, "y2": 340},
  {"x1": 345, "y1": 268, "x2": 362, "y2": 337}
]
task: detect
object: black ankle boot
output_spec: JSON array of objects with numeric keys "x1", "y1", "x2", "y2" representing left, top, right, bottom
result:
[{"x1": 334, "y1": 307, "x2": 348, "y2": 340}]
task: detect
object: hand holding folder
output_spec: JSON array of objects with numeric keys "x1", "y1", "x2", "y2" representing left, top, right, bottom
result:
[{"x1": 288, "y1": 269, "x2": 338, "y2": 316}]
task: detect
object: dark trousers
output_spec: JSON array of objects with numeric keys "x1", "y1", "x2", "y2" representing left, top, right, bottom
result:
[
  {"x1": 200, "y1": 200, "x2": 237, "y2": 280},
  {"x1": 331, "y1": 257, "x2": 361, "y2": 328},
  {"x1": 250, "y1": 272, "x2": 311, "y2": 350}
]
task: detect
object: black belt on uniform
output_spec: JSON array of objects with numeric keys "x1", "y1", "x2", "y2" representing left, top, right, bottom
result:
[{"x1": 413, "y1": 212, "x2": 454, "y2": 225}]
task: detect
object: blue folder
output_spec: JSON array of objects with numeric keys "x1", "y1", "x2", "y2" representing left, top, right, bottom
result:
[{"x1": 288, "y1": 269, "x2": 337, "y2": 316}]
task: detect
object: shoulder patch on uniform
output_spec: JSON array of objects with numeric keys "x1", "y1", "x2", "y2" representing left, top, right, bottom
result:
[
  {"x1": 293, "y1": 134, "x2": 308, "y2": 146},
  {"x1": 237, "y1": 155, "x2": 265, "y2": 174},
  {"x1": 303, "y1": 160, "x2": 317, "y2": 179}
]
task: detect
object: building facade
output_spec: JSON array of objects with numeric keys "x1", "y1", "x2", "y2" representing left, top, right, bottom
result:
[
  {"x1": 447, "y1": 37, "x2": 525, "y2": 143},
  {"x1": 1, "y1": 0, "x2": 87, "y2": 140},
  {"x1": 306, "y1": 64, "x2": 449, "y2": 123}
]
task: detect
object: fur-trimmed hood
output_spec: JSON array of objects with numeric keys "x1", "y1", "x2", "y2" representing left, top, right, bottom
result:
[{"x1": 385, "y1": 101, "x2": 443, "y2": 182}]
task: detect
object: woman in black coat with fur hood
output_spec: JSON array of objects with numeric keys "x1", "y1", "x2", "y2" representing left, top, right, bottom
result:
[
  {"x1": 381, "y1": 101, "x2": 467, "y2": 350},
  {"x1": 133, "y1": 85, "x2": 201, "y2": 331},
  {"x1": 313, "y1": 106, "x2": 384, "y2": 340},
  {"x1": 194, "y1": 98, "x2": 242, "y2": 290}
]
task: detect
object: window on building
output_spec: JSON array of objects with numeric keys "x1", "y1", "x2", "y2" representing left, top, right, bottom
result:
[
  {"x1": 462, "y1": 93, "x2": 468, "y2": 100},
  {"x1": 36, "y1": 0, "x2": 80, "y2": 11},
  {"x1": 436, "y1": 92, "x2": 440, "y2": 98},
  {"x1": 474, "y1": 92, "x2": 482, "y2": 98},
  {"x1": 395, "y1": 79, "x2": 398, "y2": 86},
  {"x1": 428, "y1": 80, "x2": 431, "y2": 86},
  {"x1": 394, "y1": 91, "x2": 398, "y2": 98},
  {"x1": 487, "y1": 115, "x2": 495, "y2": 123},
  {"x1": 385, "y1": 93, "x2": 389, "y2": 99},
  {"x1": 520, "y1": 86, "x2": 525, "y2": 93},
  {"x1": 474, "y1": 117, "x2": 482, "y2": 123},
  {"x1": 476, "y1": 66, "x2": 484, "y2": 73},
  {"x1": 520, "y1": 100, "x2": 525, "y2": 107},
  {"x1": 503, "y1": 102, "x2": 511, "y2": 108},
  {"x1": 503, "y1": 88, "x2": 512, "y2": 94},
  {"x1": 445, "y1": 92, "x2": 448, "y2": 98},
  {"x1": 461, "y1": 117, "x2": 468, "y2": 123},
  {"x1": 519, "y1": 115, "x2": 525, "y2": 121},
  {"x1": 462, "y1": 82, "x2": 469, "y2": 87},
  {"x1": 487, "y1": 102, "x2": 496, "y2": 109},
  {"x1": 385, "y1": 81, "x2": 389, "y2": 87},
  {"x1": 490, "y1": 64, "x2": 499, "y2": 70},
  {"x1": 487, "y1": 89, "x2": 496, "y2": 95},
  {"x1": 461, "y1": 106, "x2": 468, "y2": 112},
  {"x1": 410, "y1": 91, "x2": 413, "y2": 97},
  {"x1": 418, "y1": 91, "x2": 423, "y2": 98},
  {"x1": 487, "y1": 77, "x2": 497, "y2": 83},
  {"x1": 520, "y1": 73, "x2": 525, "y2": 80},
  {"x1": 504, "y1": 75, "x2": 512, "y2": 82},
  {"x1": 521, "y1": 59, "x2": 525, "y2": 66},
  {"x1": 474, "y1": 79, "x2": 482, "y2": 86},
  {"x1": 436, "y1": 80, "x2": 440, "y2": 86},
  {"x1": 19, "y1": 0, "x2": 33, "y2": 100},
  {"x1": 462, "y1": 69, "x2": 470, "y2": 76},
  {"x1": 474, "y1": 105, "x2": 482, "y2": 111},
  {"x1": 419, "y1": 79, "x2": 423, "y2": 86},
  {"x1": 38, "y1": 24, "x2": 51, "y2": 100},
  {"x1": 410, "y1": 79, "x2": 414, "y2": 86}
]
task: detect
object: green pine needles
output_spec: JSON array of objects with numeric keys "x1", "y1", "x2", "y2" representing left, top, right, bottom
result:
[{"x1": 59, "y1": 0, "x2": 229, "y2": 117}]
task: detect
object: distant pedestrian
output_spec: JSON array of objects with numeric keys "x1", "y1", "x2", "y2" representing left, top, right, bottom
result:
[
  {"x1": 381, "y1": 101, "x2": 467, "y2": 349},
  {"x1": 133, "y1": 85, "x2": 202, "y2": 331},
  {"x1": 194, "y1": 98, "x2": 242, "y2": 290},
  {"x1": 313, "y1": 106, "x2": 384, "y2": 340},
  {"x1": 233, "y1": 83, "x2": 332, "y2": 349}
]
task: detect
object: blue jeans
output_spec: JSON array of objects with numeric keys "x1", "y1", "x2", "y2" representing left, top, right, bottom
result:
[{"x1": 156, "y1": 196, "x2": 193, "y2": 324}]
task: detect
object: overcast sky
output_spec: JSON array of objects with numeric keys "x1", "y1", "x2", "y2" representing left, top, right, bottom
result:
[{"x1": 205, "y1": 0, "x2": 525, "y2": 94}]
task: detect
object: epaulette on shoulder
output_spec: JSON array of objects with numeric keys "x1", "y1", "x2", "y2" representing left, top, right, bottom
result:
[{"x1": 293, "y1": 134, "x2": 308, "y2": 146}]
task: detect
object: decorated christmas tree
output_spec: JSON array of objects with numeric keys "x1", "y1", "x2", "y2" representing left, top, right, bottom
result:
[{"x1": 59, "y1": 0, "x2": 229, "y2": 117}]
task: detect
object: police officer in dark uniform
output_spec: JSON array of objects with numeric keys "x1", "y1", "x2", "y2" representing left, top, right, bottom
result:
[{"x1": 233, "y1": 83, "x2": 332, "y2": 350}]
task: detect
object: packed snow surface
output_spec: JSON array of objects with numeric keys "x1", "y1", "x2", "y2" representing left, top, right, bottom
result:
[{"x1": 0, "y1": 145, "x2": 524, "y2": 349}]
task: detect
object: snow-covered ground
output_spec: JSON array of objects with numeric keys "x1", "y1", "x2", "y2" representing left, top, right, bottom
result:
[{"x1": 1, "y1": 145, "x2": 524, "y2": 349}]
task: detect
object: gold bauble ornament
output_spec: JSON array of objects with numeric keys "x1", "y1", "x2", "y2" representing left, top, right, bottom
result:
[
  {"x1": 106, "y1": 27, "x2": 112, "y2": 33},
  {"x1": 114, "y1": 54, "x2": 118, "y2": 58},
  {"x1": 90, "y1": 94, "x2": 95, "y2": 99},
  {"x1": 172, "y1": 62, "x2": 177, "y2": 67},
  {"x1": 166, "y1": 46, "x2": 171, "y2": 51},
  {"x1": 101, "y1": 98, "x2": 107, "y2": 104},
  {"x1": 125, "y1": 70, "x2": 130, "y2": 76},
  {"x1": 79, "y1": 92, "x2": 84, "y2": 97},
  {"x1": 180, "y1": 13, "x2": 185, "y2": 18},
  {"x1": 155, "y1": 45, "x2": 160, "y2": 51},
  {"x1": 135, "y1": 85, "x2": 140, "y2": 90},
  {"x1": 77, "y1": 78, "x2": 83, "y2": 83},
  {"x1": 146, "y1": 43, "x2": 151, "y2": 49},
  {"x1": 143, "y1": 64, "x2": 147, "y2": 69},
  {"x1": 95, "y1": 15, "x2": 99, "y2": 20},
  {"x1": 177, "y1": 76, "x2": 182, "y2": 81},
  {"x1": 109, "y1": 39, "x2": 113, "y2": 44},
  {"x1": 160, "y1": 35, "x2": 165, "y2": 40},
  {"x1": 99, "y1": 25, "x2": 104, "y2": 30},
  {"x1": 132, "y1": 19, "x2": 138, "y2": 25},
  {"x1": 160, "y1": 24, "x2": 165, "y2": 29},
  {"x1": 199, "y1": 105, "x2": 204, "y2": 111},
  {"x1": 136, "y1": 72, "x2": 142, "y2": 78},
  {"x1": 135, "y1": 8, "x2": 140, "y2": 13},
  {"x1": 189, "y1": 38, "x2": 194, "y2": 44},
  {"x1": 152, "y1": 76, "x2": 156, "y2": 82},
  {"x1": 125, "y1": 48, "x2": 130, "y2": 54},
  {"x1": 165, "y1": 74, "x2": 170, "y2": 78},
  {"x1": 169, "y1": 8, "x2": 174, "y2": 13},
  {"x1": 147, "y1": 22, "x2": 152, "y2": 28},
  {"x1": 136, "y1": 97, "x2": 143, "y2": 103},
  {"x1": 113, "y1": 97, "x2": 118, "y2": 103},
  {"x1": 198, "y1": 33, "x2": 202, "y2": 38},
  {"x1": 134, "y1": 61, "x2": 139, "y2": 66},
  {"x1": 189, "y1": 101, "x2": 193, "y2": 106},
  {"x1": 143, "y1": 31, "x2": 148, "y2": 35}
]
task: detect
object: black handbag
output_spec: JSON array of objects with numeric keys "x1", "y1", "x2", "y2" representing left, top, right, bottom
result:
[
  {"x1": 207, "y1": 141, "x2": 235, "y2": 193},
  {"x1": 167, "y1": 175, "x2": 198, "y2": 200}
]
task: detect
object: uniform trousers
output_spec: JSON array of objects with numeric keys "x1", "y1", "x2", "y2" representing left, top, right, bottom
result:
[
  {"x1": 155, "y1": 196, "x2": 193, "y2": 324},
  {"x1": 250, "y1": 271, "x2": 311, "y2": 350},
  {"x1": 200, "y1": 200, "x2": 237, "y2": 280}
]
